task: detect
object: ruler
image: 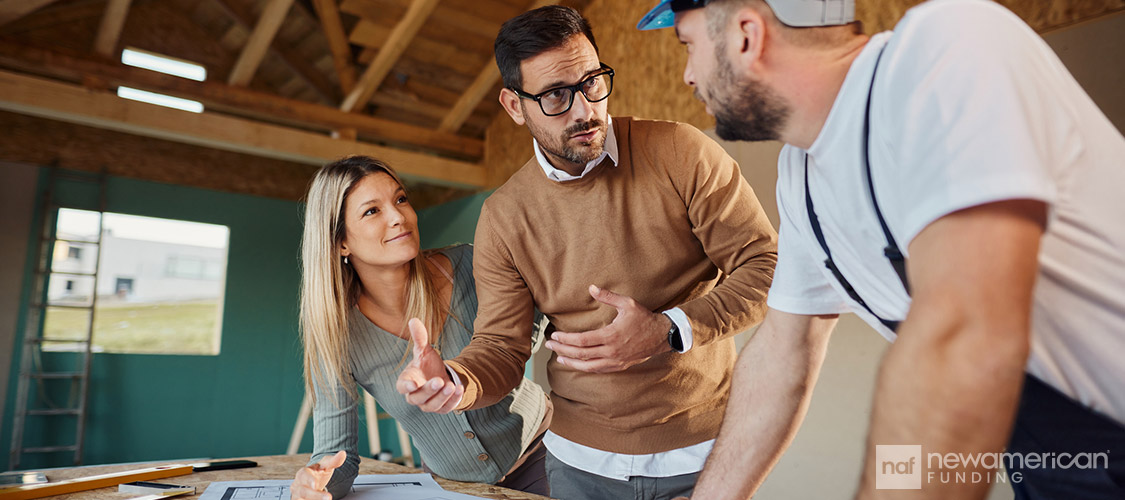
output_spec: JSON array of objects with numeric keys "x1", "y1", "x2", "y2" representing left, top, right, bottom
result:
[{"x1": 0, "y1": 464, "x2": 192, "y2": 500}]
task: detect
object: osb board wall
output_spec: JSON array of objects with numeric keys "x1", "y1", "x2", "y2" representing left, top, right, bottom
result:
[
  {"x1": 483, "y1": 0, "x2": 1125, "y2": 187},
  {"x1": 860, "y1": 0, "x2": 1125, "y2": 34}
]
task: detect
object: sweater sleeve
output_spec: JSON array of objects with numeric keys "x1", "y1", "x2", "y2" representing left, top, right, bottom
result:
[
  {"x1": 309, "y1": 374, "x2": 361, "y2": 499},
  {"x1": 667, "y1": 123, "x2": 778, "y2": 346},
  {"x1": 445, "y1": 202, "x2": 536, "y2": 410}
]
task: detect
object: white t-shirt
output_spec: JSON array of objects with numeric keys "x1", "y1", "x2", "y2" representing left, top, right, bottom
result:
[{"x1": 768, "y1": 0, "x2": 1125, "y2": 424}]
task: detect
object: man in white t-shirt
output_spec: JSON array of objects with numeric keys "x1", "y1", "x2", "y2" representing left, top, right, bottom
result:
[{"x1": 637, "y1": 0, "x2": 1125, "y2": 499}]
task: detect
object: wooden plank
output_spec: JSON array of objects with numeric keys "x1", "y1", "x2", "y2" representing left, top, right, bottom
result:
[
  {"x1": 0, "y1": 111, "x2": 319, "y2": 201},
  {"x1": 226, "y1": 0, "x2": 295, "y2": 86},
  {"x1": 311, "y1": 0, "x2": 356, "y2": 94},
  {"x1": 0, "y1": 40, "x2": 483, "y2": 158},
  {"x1": 379, "y1": 74, "x2": 463, "y2": 107},
  {"x1": 343, "y1": 0, "x2": 522, "y2": 29},
  {"x1": 341, "y1": 1, "x2": 494, "y2": 54},
  {"x1": 340, "y1": 0, "x2": 440, "y2": 112},
  {"x1": 0, "y1": 2, "x2": 101, "y2": 39},
  {"x1": 364, "y1": 53, "x2": 475, "y2": 91},
  {"x1": 372, "y1": 91, "x2": 452, "y2": 120},
  {"x1": 370, "y1": 84, "x2": 494, "y2": 134},
  {"x1": 0, "y1": 110, "x2": 474, "y2": 208},
  {"x1": 108, "y1": 1, "x2": 237, "y2": 86},
  {"x1": 439, "y1": 60, "x2": 499, "y2": 132},
  {"x1": 214, "y1": 0, "x2": 339, "y2": 104},
  {"x1": 348, "y1": 20, "x2": 486, "y2": 75},
  {"x1": 0, "y1": 69, "x2": 487, "y2": 188},
  {"x1": 0, "y1": 0, "x2": 61, "y2": 27},
  {"x1": 341, "y1": 0, "x2": 502, "y2": 40},
  {"x1": 92, "y1": 0, "x2": 132, "y2": 57}
]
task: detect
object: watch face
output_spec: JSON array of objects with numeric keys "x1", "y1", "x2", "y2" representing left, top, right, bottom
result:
[
  {"x1": 662, "y1": 312, "x2": 683, "y2": 351},
  {"x1": 667, "y1": 323, "x2": 683, "y2": 351}
]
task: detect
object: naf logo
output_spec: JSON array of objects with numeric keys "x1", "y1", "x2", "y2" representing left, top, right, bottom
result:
[{"x1": 876, "y1": 445, "x2": 922, "y2": 490}]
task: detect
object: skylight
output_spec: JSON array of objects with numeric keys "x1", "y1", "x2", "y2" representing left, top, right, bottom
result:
[
  {"x1": 121, "y1": 48, "x2": 206, "y2": 81},
  {"x1": 117, "y1": 87, "x2": 204, "y2": 113}
]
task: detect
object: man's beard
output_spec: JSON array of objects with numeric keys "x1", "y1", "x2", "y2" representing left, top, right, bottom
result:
[
  {"x1": 706, "y1": 46, "x2": 789, "y2": 142},
  {"x1": 526, "y1": 108, "x2": 606, "y2": 166}
]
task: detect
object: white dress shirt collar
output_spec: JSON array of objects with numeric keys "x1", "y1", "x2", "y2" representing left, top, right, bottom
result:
[{"x1": 533, "y1": 115, "x2": 618, "y2": 182}]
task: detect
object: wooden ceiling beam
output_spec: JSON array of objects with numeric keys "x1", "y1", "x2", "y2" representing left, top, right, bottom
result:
[
  {"x1": 1, "y1": 110, "x2": 468, "y2": 207},
  {"x1": 372, "y1": 91, "x2": 453, "y2": 120},
  {"x1": 372, "y1": 98, "x2": 491, "y2": 133},
  {"x1": 436, "y1": 0, "x2": 558, "y2": 133},
  {"x1": 439, "y1": 59, "x2": 498, "y2": 133},
  {"x1": 348, "y1": 20, "x2": 485, "y2": 76},
  {"x1": 93, "y1": 0, "x2": 132, "y2": 57},
  {"x1": 0, "y1": 0, "x2": 61, "y2": 27},
  {"x1": 339, "y1": 0, "x2": 439, "y2": 112},
  {"x1": 214, "y1": 0, "x2": 339, "y2": 104},
  {"x1": 310, "y1": 0, "x2": 355, "y2": 94},
  {"x1": 226, "y1": 0, "x2": 295, "y2": 86},
  {"x1": 0, "y1": 40, "x2": 483, "y2": 158},
  {"x1": 0, "y1": 69, "x2": 487, "y2": 188},
  {"x1": 340, "y1": 2, "x2": 493, "y2": 54},
  {"x1": 0, "y1": 110, "x2": 318, "y2": 201},
  {"x1": 340, "y1": 0, "x2": 519, "y2": 37}
]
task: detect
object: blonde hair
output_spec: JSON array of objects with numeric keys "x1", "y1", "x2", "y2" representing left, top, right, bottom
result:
[{"x1": 300, "y1": 155, "x2": 446, "y2": 401}]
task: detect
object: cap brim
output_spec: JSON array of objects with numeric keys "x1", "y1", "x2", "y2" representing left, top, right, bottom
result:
[{"x1": 636, "y1": 1, "x2": 674, "y2": 31}]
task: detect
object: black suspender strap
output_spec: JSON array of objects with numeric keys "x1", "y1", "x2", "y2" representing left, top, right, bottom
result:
[
  {"x1": 803, "y1": 40, "x2": 911, "y2": 332},
  {"x1": 804, "y1": 157, "x2": 901, "y2": 332},
  {"x1": 861, "y1": 44, "x2": 911, "y2": 298}
]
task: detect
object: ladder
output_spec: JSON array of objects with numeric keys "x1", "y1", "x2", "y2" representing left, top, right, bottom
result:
[{"x1": 9, "y1": 168, "x2": 107, "y2": 470}]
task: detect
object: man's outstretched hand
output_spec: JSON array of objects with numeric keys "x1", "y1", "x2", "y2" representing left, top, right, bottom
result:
[{"x1": 395, "y1": 318, "x2": 463, "y2": 413}]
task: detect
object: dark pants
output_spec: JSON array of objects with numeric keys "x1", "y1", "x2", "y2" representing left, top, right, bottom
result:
[
  {"x1": 545, "y1": 450, "x2": 698, "y2": 500},
  {"x1": 422, "y1": 433, "x2": 549, "y2": 497},
  {"x1": 497, "y1": 437, "x2": 550, "y2": 497},
  {"x1": 1007, "y1": 374, "x2": 1125, "y2": 499}
]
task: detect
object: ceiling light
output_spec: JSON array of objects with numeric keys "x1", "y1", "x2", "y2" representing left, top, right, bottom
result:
[
  {"x1": 121, "y1": 48, "x2": 206, "y2": 81},
  {"x1": 117, "y1": 87, "x2": 204, "y2": 113}
]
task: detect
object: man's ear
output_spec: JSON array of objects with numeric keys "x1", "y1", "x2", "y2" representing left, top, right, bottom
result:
[
  {"x1": 499, "y1": 87, "x2": 526, "y2": 126},
  {"x1": 733, "y1": 6, "x2": 768, "y2": 72}
]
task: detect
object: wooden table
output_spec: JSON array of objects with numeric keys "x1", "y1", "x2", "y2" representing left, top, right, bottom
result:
[{"x1": 33, "y1": 454, "x2": 551, "y2": 500}]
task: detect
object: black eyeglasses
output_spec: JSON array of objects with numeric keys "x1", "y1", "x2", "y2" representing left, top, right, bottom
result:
[{"x1": 511, "y1": 64, "x2": 615, "y2": 117}]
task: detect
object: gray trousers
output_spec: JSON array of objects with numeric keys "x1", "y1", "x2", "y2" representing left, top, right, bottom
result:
[{"x1": 545, "y1": 450, "x2": 699, "y2": 500}]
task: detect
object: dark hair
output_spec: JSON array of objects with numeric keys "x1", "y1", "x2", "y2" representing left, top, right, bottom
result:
[{"x1": 494, "y1": 5, "x2": 599, "y2": 91}]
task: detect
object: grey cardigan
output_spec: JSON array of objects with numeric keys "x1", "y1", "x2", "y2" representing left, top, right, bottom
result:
[{"x1": 309, "y1": 244, "x2": 547, "y2": 498}]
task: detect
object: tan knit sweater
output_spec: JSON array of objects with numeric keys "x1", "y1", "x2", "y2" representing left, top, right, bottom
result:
[{"x1": 448, "y1": 116, "x2": 778, "y2": 454}]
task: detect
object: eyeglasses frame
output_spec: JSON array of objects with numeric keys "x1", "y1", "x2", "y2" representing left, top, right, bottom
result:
[{"x1": 510, "y1": 63, "x2": 616, "y2": 117}]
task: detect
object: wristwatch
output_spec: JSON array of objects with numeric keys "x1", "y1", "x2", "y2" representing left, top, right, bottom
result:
[{"x1": 662, "y1": 312, "x2": 684, "y2": 352}]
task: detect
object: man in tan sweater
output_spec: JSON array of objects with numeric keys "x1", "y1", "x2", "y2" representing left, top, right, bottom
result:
[{"x1": 396, "y1": 6, "x2": 777, "y2": 499}]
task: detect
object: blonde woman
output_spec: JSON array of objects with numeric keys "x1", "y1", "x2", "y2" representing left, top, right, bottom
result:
[{"x1": 291, "y1": 156, "x2": 551, "y2": 500}]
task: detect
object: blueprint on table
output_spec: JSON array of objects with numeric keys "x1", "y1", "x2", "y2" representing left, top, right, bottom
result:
[{"x1": 196, "y1": 473, "x2": 492, "y2": 500}]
